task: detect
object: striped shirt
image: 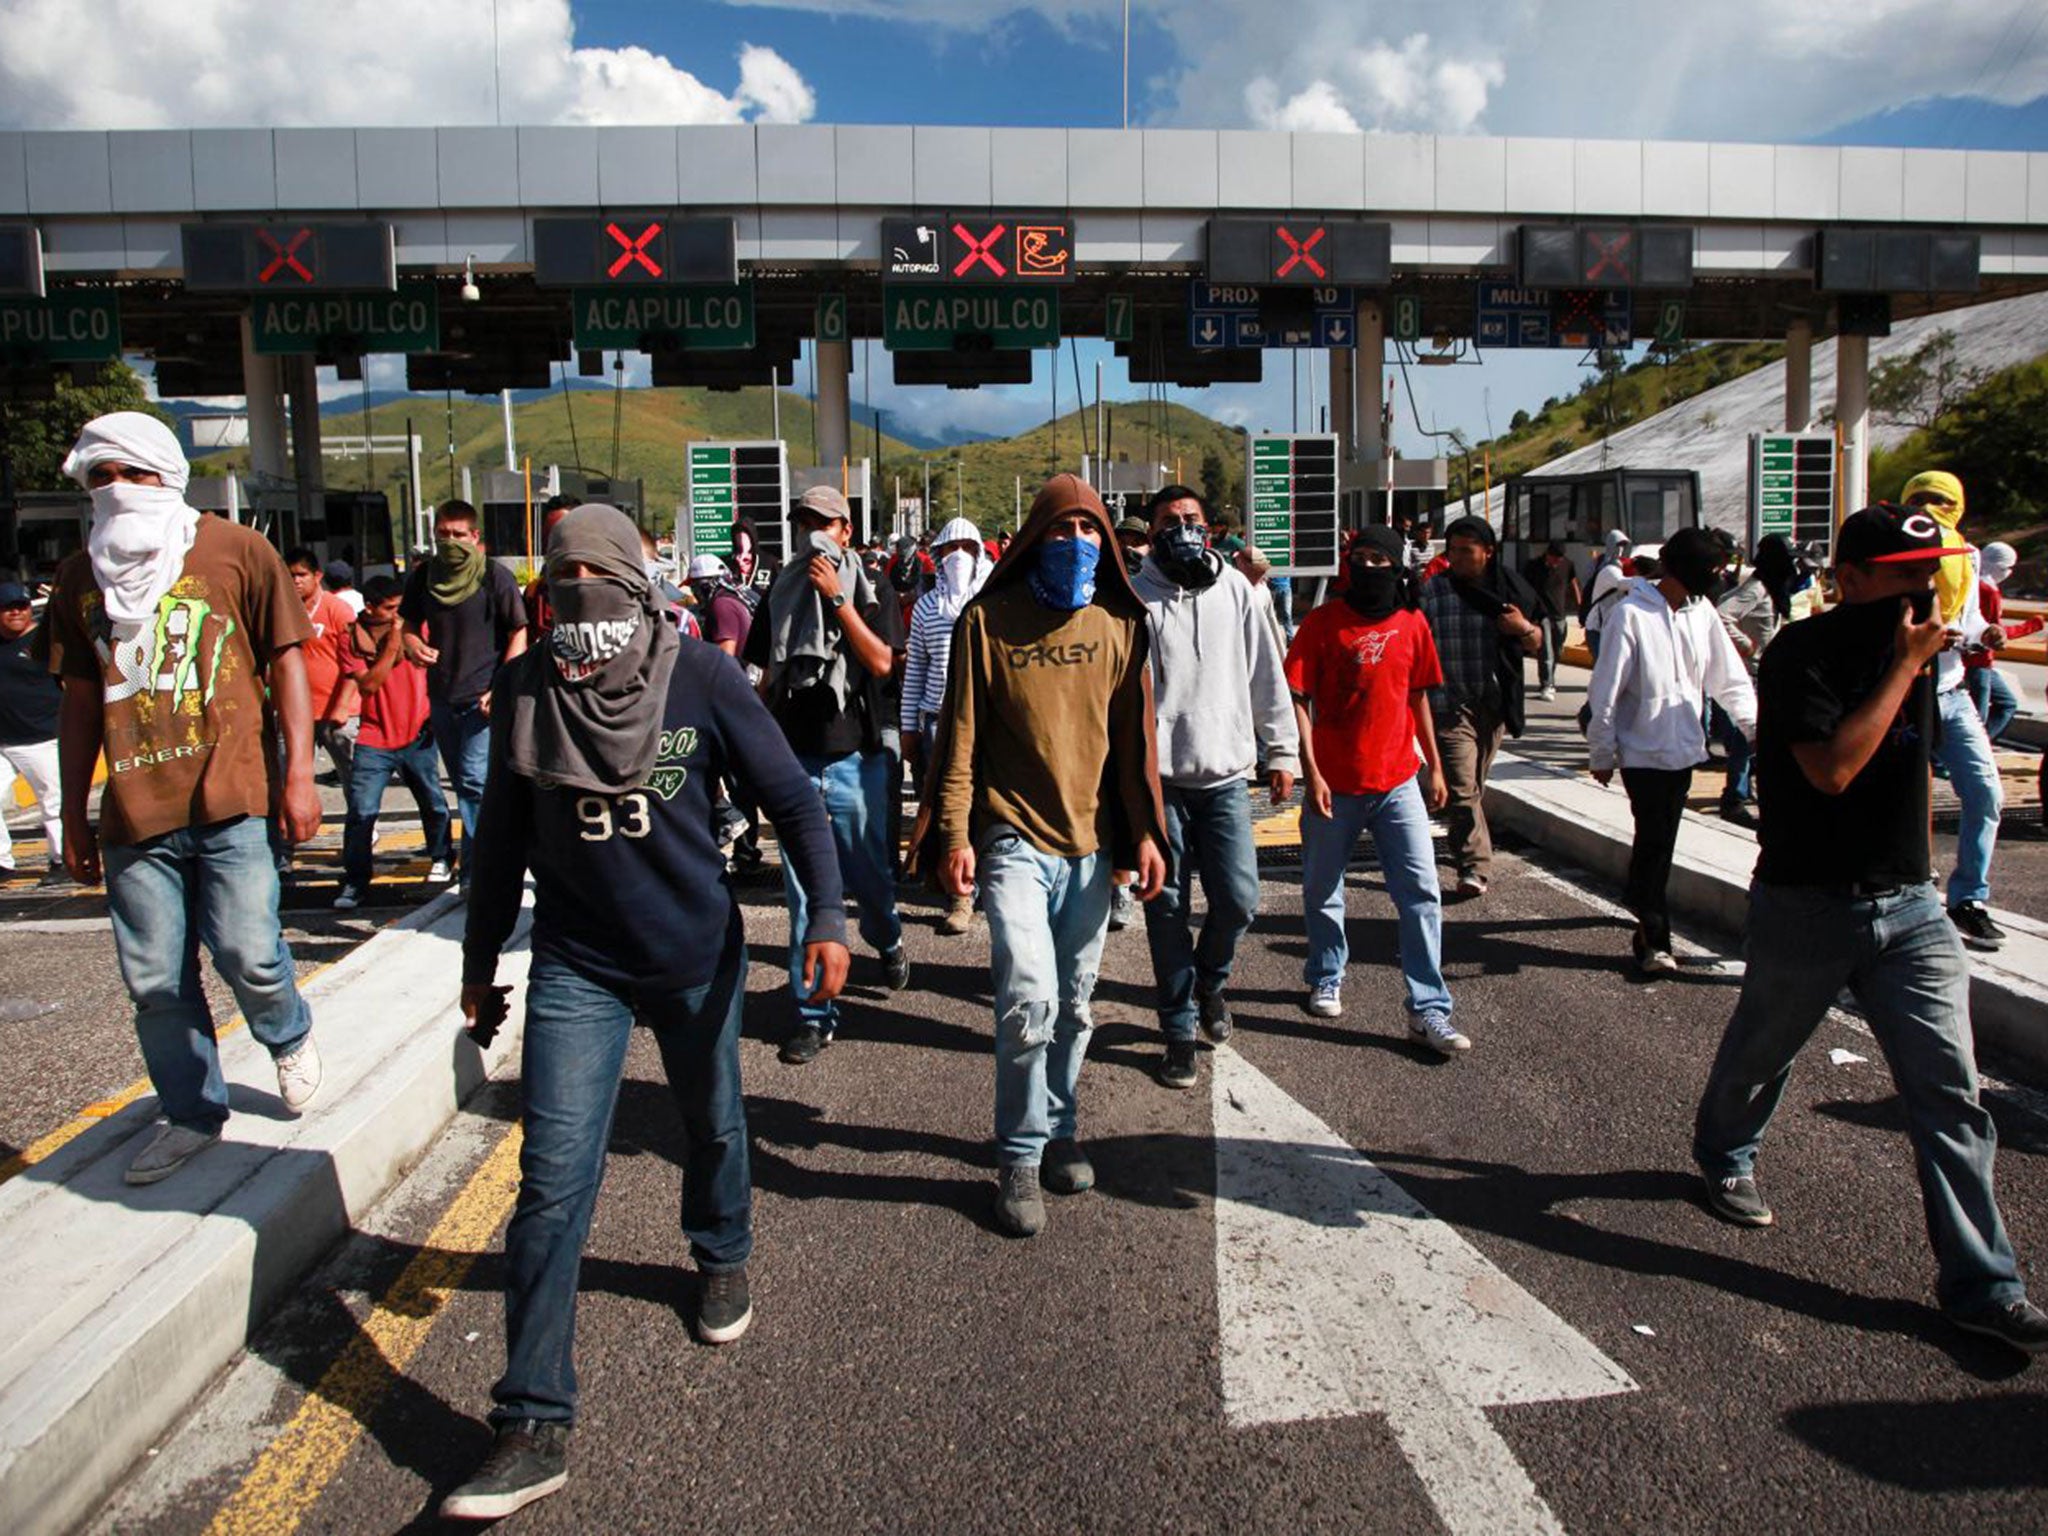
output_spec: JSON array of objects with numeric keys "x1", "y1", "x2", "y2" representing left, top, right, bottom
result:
[{"x1": 901, "y1": 591, "x2": 961, "y2": 734}]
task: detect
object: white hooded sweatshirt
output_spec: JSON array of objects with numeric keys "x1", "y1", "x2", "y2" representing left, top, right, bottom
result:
[{"x1": 1586, "y1": 578, "x2": 1756, "y2": 773}]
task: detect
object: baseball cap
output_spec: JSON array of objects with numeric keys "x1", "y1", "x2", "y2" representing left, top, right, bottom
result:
[
  {"x1": 1834, "y1": 503, "x2": 1974, "y2": 565},
  {"x1": 686, "y1": 554, "x2": 728, "y2": 581},
  {"x1": 322, "y1": 559, "x2": 354, "y2": 584},
  {"x1": 795, "y1": 486, "x2": 851, "y2": 523},
  {"x1": 0, "y1": 580, "x2": 30, "y2": 607},
  {"x1": 1114, "y1": 516, "x2": 1150, "y2": 538}
]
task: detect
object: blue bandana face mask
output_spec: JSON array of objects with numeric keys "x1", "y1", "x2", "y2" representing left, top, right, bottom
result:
[{"x1": 1029, "y1": 535, "x2": 1101, "y2": 611}]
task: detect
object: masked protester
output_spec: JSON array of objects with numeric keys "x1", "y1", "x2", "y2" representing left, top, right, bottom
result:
[
  {"x1": 929, "y1": 474, "x2": 1169, "y2": 1238},
  {"x1": 1692, "y1": 503, "x2": 2048, "y2": 1359},
  {"x1": 1130, "y1": 485, "x2": 1299, "y2": 1087},
  {"x1": 399, "y1": 500, "x2": 529, "y2": 895},
  {"x1": 1585, "y1": 525, "x2": 1756, "y2": 975},
  {"x1": 43, "y1": 411, "x2": 325, "y2": 1186},
  {"x1": 1712, "y1": 534, "x2": 1800, "y2": 826},
  {"x1": 902, "y1": 517, "x2": 993, "y2": 935},
  {"x1": 1968, "y1": 542, "x2": 2040, "y2": 746},
  {"x1": 1899, "y1": 471, "x2": 2008, "y2": 952},
  {"x1": 445, "y1": 505, "x2": 851, "y2": 1521}
]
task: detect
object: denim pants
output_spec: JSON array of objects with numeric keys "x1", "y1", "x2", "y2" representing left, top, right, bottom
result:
[
  {"x1": 1143, "y1": 781, "x2": 1261, "y2": 1041},
  {"x1": 1693, "y1": 881, "x2": 2021, "y2": 1310},
  {"x1": 495, "y1": 946, "x2": 751, "y2": 1426},
  {"x1": 429, "y1": 698, "x2": 491, "y2": 874},
  {"x1": 783, "y1": 750, "x2": 901, "y2": 1029},
  {"x1": 1537, "y1": 617, "x2": 1568, "y2": 690},
  {"x1": 1933, "y1": 686, "x2": 2002, "y2": 908},
  {"x1": 1711, "y1": 703, "x2": 1754, "y2": 805},
  {"x1": 981, "y1": 825, "x2": 1111, "y2": 1166},
  {"x1": 1299, "y1": 773, "x2": 1453, "y2": 1018},
  {"x1": 341, "y1": 726, "x2": 453, "y2": 889},
  {"x1": 1966, "y1": 667, "x2": 2020, "y2": 745},
  {"x1": 103, "y1": 815, "x2": 312, "y2": 1131}
]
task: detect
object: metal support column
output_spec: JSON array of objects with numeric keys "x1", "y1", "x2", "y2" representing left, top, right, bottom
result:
[
  {"x1": 1784, "y1": 319, "x2": 1813, "y2": 431},
  {"x1": 816, "y1": 338, "x2": 852, "y2": 474},
  {"x1": 238, "y1": 315, "x2": 286, "y2": 481},
  {"x1": 1836, "y1": 332, "x2": 1870, "y2": 521},
  {"x1": 1355, "y1": 300, "x2": 1385, "y2": 464},
  {"x1": 1328, "y1": 348, "x2": 1353, "y2": 465},
  {"x1": 285, "y1": 354, "x2": 324, "y2": 531}
]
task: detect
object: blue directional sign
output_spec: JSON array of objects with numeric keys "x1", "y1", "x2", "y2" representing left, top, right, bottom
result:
[
  {"x1": 1189, "y1": 281, "x2": 1355, "y2": 350},
  {"x1": 1475, "y1": 284, "x2": 1630, "y2": 349}
]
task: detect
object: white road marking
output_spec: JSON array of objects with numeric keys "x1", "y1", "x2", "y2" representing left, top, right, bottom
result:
[{"x1": 1212, "y1": 1047, "x2": 1636, "y2": 1536}]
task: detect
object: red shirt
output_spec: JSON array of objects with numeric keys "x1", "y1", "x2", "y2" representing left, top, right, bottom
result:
[
  {"x1": 302, "y1": 588, "x2": 360, "y2": 719},
  {"x1": 1967, "y1": 581, "x2": 2044, "y2": 671},
  {"x1": 339, "y1": 627, "x2": 431, "y2": 751},
  {"x1": 1284, "y1": 605, "x2": 1443, "y2": 796}
]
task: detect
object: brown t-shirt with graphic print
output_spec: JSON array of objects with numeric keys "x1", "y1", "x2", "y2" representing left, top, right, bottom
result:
[{"x1": 43, "y1": 516, "x2": 313, "y2": 848}]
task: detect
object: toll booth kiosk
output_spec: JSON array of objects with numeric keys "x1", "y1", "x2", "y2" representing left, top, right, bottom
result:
[
  {"x1": 8, "y1": 491, "x2": 89, "y2": 583},
  {"x1": 473, "y1": 468, "x2": 646, "y2": 568},
  {"x1": 185, "y1": 476, "x2": 400, "y2": 580},
  {"x1": 1499, "y1": 467, "x2": 1704, "y2": 585},
  {"x1": 1339, "y1": 458, "x2": 1449, "y2": 541}
]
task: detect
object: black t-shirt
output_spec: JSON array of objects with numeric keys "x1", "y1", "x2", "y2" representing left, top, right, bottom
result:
[
  {"x1": 1754, "y1": 605, "x2": 1933, "y2": 890},
  {"x1": 1525, "y1": 557, "x2": 1574, "y2": 620},
  {"x1": 399, "y1": 562, "x2": 528, "y2": 708},
  {"x1": 0, "y1": 625, "x2": 61, "y2": 744},
  {"x1": 743, "y1": 580, "x2": 905, "y2": 759}
]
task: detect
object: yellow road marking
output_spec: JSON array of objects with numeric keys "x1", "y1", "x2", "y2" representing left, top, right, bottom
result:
[{"x1": 205, "y1": 1123, "x2": 525, "y2": 1536}]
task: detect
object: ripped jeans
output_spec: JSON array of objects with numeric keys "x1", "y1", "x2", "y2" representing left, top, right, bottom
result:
[{"x1": 980, "y1": 823, "x2": 1112, "y2": 1167}]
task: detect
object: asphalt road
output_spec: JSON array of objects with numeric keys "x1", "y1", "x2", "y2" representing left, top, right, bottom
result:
[{"x1": 85, "y1": 836, "x2": 2048, "y2": 1535}]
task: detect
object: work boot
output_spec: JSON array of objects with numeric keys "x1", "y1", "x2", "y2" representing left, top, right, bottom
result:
[
  {"x1": 1042, "y1": 1137, "x2": 1096, "y2": 1194},
  {"x1": 1108, "y1": 883, "x2": 1136, "y2": 931},
  {"x1": 994, "y1": 1163, "x2": 1046, "y2": 1237},
  {"x1": 938, "y1": 894, "x2": 974, "y2": 936}
]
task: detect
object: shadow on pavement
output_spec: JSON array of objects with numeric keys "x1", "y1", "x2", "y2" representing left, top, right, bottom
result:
[{"x1": 1782, "y1": 1392, "x2": 2048, "y2": 1488}]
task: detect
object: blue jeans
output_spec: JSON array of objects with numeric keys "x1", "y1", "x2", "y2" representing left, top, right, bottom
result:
[
  {"x1": 783, "y1": 751, "x2": 901, "y2": 1030},
  {"x1": 430, "y1": 698, "x2": 491, "y2": 875},
  {"x1": 1966, "y1": 667, "x2": 2019, "y2": 745},
  {"x1": 1143, "y1": 781, "x2": 1261, "y2": 1041},
  {"x1": 103, "y1": 815, "x2": 312, "y2": 1131},
  {"x1": 981, "y1": 825, "x2": 1111, "y2": 1166},
  {"x1": 1693, "y1": 881, "x2": 2021, "y2": 1310},
  {"x1": 1711, "y1": 702, "x2": 1753, "y2": 804},
  {"x1": 1933, "y1": 686, "x2": 2002, "y2": 908},
  {"x1": 495, "y1": 946, "x2": 751, "y2": 1426},
  {"x1": 1299, "y1": 772, "x2": 1452, "y2": 1018},
  {"x1": 341, "y1": 725, "x2": 453, "y2": 889}
]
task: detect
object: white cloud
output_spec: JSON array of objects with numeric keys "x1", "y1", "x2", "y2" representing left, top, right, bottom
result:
[
  {"x1": 0, "y1": 0, "x2": 815, "y2": 129},
  {"x1": 1247, "y1": 33, "x2": 1505, "y2": 136},
  {"x1": 1246, "y1": 80, "x2": 1361, "y2": 135}
]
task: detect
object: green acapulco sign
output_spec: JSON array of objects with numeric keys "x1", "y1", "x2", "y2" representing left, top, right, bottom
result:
[{"x1": 251, "y1": 281, "x2": 439, "y2": 354}]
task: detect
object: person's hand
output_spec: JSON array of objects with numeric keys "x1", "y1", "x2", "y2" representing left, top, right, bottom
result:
[
  {"x1": 477, "y1": 689, "x2": 492, "y2": 718},
  {"x1": 941, "y1": 846, "x2": 977, "y2": 899},
  {"x1": 801, "y1": 940, "x2": 851, "y2": 1002},
  {"x1": 62, "y1": 810, "x2": 100, "y2": 886},
  {"x1": 1304, "y1": 771, "x2": 1333, "y2": 820},
  {"x1": 1496, "y1": 603, "x2": 1529, "y2": 636},
  {"x1": 1898, "y1": 603, "x2": 1951, "y2": 670},
  {"x1": 280, "y1": 773, "x2": 322, "y2": 845},
  {"x1": 460, "y1": 982, "x2": 512, "y2": 1046},
  {"x1": 1133, "y1": 837, "x2": 1168, "y2": 901},
  {"x1": 1423, "y1": 764, "x2": 1448, "y2": 811},
  {"x1": 403, "y1": 632, "x2": 438, "y2": 666},
  {"x1": 808, "y1": 554, "x2": 843, "y2": 602},
  {"x1": 1267, "y1": 767, "x2": 1295, "y2": 805},
  {"x1": 1982, "y1": 623, "x2": 2008, "y2": 651},
  {"x1": 1592, "y1": 767, "x2": 1614, "y2": 787}
]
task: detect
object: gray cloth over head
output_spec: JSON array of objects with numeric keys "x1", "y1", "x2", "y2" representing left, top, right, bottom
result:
[
  {"x1": 502, "y1": 503, "x2": 680, "y2": 794},
  {"x1": 764, "y1": 530, "x2": 874, "y2": 713}
]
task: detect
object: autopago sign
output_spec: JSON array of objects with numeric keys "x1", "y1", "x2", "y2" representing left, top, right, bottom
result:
[
  {"x1": 883, "y1": 285, "x2": 1060, "y2": 350},
  {"x1": 252, "y1": 281, "x2": 438, "y2": 355},
  {"x1": 0, "y1": 291, "x2": 121, "y2": 362},
  {"x1": 571, "y1": 284, "x2": 756, "y2": 350}
]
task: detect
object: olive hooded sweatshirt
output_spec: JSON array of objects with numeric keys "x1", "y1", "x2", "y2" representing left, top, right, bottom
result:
[{"x1": 930, "y1": 474, "x2": 1168, "y2": 865}]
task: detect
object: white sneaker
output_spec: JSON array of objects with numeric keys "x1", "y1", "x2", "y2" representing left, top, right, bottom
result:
[
  {"x1": 276, "y1": 1037, "x2": 323, "y2": 1113},
  {"x1": 1639, "y1": 948, "x2": 1681, "y2": 976},
  {"x1": 124, "y1": 1121, "x2": 221, "y2": 1185},
  {"x1": 1540, "y1": 685, "x2": 1557, "y2": 702},
  {"x1": 1455, "y1": 872, "x2": 1488, "y2": 899},
  {"x1": 427, "y1": 859, "x2": 452, "y2": 883},
  {"x1": 1306, "y1": 981, "x2": 1343, "y2": 1017},
  {"x1": 1409, "y1": 1010, "x2": 1473, "y2": 1054},
  {"x1": 333, "y1": 884, "x2": 362, "y2": 911}
]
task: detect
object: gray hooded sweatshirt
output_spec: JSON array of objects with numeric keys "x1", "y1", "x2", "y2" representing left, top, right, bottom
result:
[{"x1": 1133, "y1": 555, "x2": 1301, "y2": 789}]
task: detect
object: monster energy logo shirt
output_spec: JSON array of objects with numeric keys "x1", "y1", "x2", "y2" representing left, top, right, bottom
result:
[{"x1": 43, "y1": 517, "x2": 312, "y2": 847}]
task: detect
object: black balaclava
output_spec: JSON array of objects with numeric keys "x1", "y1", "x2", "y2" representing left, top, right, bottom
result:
[{"x1": 1345, "y1": 526, "x2": 1411, "y2": 621}]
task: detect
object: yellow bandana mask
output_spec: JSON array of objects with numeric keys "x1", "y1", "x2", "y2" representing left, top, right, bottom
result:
[{"x1": 1899, "y1": 470, "x2": 1969, "y2": 623}]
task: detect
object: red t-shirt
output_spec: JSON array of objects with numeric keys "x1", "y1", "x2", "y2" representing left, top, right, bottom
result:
[
  {"x1": 1284, "y1": 605, "x2": 1443, "y2": 796},
  {"x1": 339, "y1": 627, "x2": 431, "y2": 751},
  {"x1": 302, "y1": 588, "x2": 359, "y2": 719}
]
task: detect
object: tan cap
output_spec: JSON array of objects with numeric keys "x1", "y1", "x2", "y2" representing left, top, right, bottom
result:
[{"x1": 795, "y1": 485, "x2": 851, "y2": 523}]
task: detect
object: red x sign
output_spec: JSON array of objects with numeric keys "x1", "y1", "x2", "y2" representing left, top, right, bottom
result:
[
  {"x1": 606, "y1": 222, "x2": 664, "y2": 279},
  {"x1": 257, "y1": 227, "x2": 314, "y2": 284},
  {"x1": 952, "y1": 222, "x2": 1007, "y2": 278},
  {"x1": 1585, "y1": 231, "x2": 1634, "y2": 284},
  {"x1": 1275, "y1": 225, "x2": 1326, "y2": 280}
]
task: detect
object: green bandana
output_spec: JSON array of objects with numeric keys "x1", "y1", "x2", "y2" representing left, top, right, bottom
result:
[{"x1": 428, "y1": 537, "x2": 487, "y2": 606}]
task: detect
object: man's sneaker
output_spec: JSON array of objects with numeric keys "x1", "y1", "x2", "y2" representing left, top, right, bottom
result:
[
  {"x1": 938, "y1": 894, "x2": 974, "y2": 936},
  {"x1": 1637, "y1": 947, "x2": 1681, "y2": 977},
  {"x1": 37, "y1": 865, "x2": 74, "y2": 889},
  {"x1": 1454, "y1": 872, "x2": 1488, "y2": 899},
  {"x1": 276, "y1": 1037, "x2": 323, "y2": 1113},
  {"x1": 1108, "y1": 883, "x2": 1137, "y2": 931},
  {"x1": 712, "y1": 801, "x2": 749, "y2": 852},
  {"x1": 1408, "y1": 1010, "x2": 1472, "y2": 1055},
  {"x1": 1950, "y1": 902, "x2": 2006, "y2": 953},
  {"x1": 1539, "y1": 684, "x2": 1558, "y2": 702},
  {"x1": 1043, "y1": 1137, "x2": 1096, "y2": 1194},
  {"x1": 695, "y1": 1265, "x2": 752, "y2": 1344},
  {"x1": 1306, "y1": 981, "x2": 1343, "y2": 1018},
  {"x1": 124, "y1": 1122, "x2": 222, "y2": 1185},
  {"x1": 1945, "y1": 1295, "x2": 2048, "y2": 1355},
  {"x1": 1703, "y1": 1174, "x2": 1774, "y2": 1227},
  {"x1": 779, "y1": 1025, "x2": 829, "y2": 1066},
  {"x1": 440, "y1": 1419, "x2": 570, "y2": 1521},
  {"x1": 1718, "y1": 798, "x2": 1758, "y2": 830},
  {"x1": 426, "y1": 858, "x2": 453, "y2": 884},
  {"x1": 1159, "y1": 1038, "x2": 1199, "y2": 1090},
  {"x1": 881, "y1": 944, "x2": 911, "y2": 991},
  {"x1": 1197, "y1": 990, "x2": 1234, "y2": 1044},
  {"x1": 332, "y1": 883, "x2": 362, "y2": 911},
  {"x1": 995, "y1": 1162, "x2": 1045, "y2": 1237}
]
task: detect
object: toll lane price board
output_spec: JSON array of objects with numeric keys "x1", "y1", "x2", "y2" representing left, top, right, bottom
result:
[
  {"x1": 882, "y1": 286, "x2": 1059, "y2": 350},
  {"x1": 686, "y1": 441, "x2": 788, "y2": 567},
  {"x1": 1748, "y1": 432, "x2": 1836, "y2": 551},
  {"x1": 572, "y1": 285, "x2": 756, "y2": 351},
  {"x1": 1247, "y1": 433, "x2": 1340, "y2": 577},
  {"x1": 252, "y1": 281, "x2": 438, "y2": 355}
]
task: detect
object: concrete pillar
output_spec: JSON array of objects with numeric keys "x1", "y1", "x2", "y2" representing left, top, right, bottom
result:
[
  {"x1": 238, "y1": 314, "x2": 286, "y2": 480},
  {"x1": 1327, "y1": 348, "x2": 1353, "y2": 463},
  {"x1": 1836, "y1": 331, "x2": 1869, "y2": 520},
  {"x1": 1784, "y1": 319, "x2": 1813, "y2": 431},
  {"x1": 815, "y1": 337, "x2": 851, "y2": 473},
  {"x1": 285, "y1": 354, "x2": 323, "y2": 530},
  {"x1": 1355, "y1": 299, "x2": 1385, "y2": 464}
]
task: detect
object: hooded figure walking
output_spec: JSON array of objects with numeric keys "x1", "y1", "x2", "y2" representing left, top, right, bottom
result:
[
  {"x1": 446, "y1": 506, "x2": 850, "y2": 1521},
  {"x1": 930, "y1": 475, "x2": 1169, "y2": 1238}
]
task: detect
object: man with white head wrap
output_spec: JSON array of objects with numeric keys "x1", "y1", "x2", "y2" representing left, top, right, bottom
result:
[
  {"x1": 901, "y1": 516, "x2": 992, "y2": 935},
  {"x1": 1966, "y1": 541, "x2": 2039, "y2": 747},
  {"x1": 41, "y1": 411, "x2": 325, "y2": 1186}
]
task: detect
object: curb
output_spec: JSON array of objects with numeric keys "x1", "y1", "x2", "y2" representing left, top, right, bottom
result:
[{"x1": 0, "y1": 890, "x2": 533, "y2": 1536}]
